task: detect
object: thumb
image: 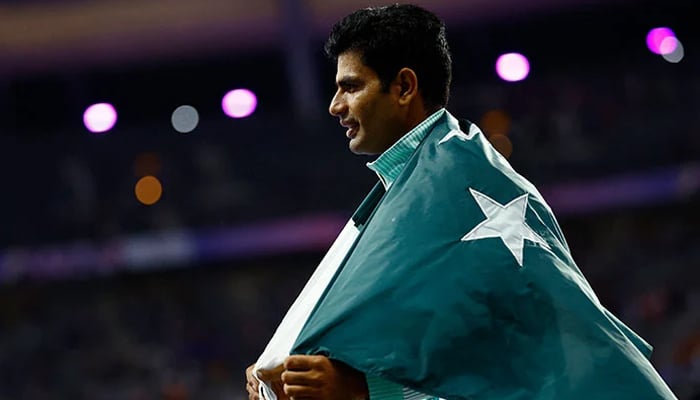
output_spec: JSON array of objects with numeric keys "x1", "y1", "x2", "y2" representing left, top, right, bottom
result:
[{"x1": 256, "y1": 364, "x2": 285, "y2": 381}]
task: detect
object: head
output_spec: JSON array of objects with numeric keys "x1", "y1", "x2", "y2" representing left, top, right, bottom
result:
[{"x1": 326, "y1": 4, "x2": 452, "y2": 155}]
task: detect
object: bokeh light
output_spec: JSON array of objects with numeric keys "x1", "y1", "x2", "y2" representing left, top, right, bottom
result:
[
  {"x1": 661, "y1": 37, "x2": 684, "y2": 63},
  {"x1": 171, "y1": 105, "x2": 200, "y2": 133},
  {"x1": 658, "y1": 35, "x2": 678, "y2": 55},
  {"x1": 222, "y1": 89, "x2": 257, "y2": 118},
  {"x1": 83, "y1": 103, "x2": 117, "y2": 133},
  {"x1": 646, "y1": 27, "x2": 676, "y2": 55},
  {"x1": 496, "y1": 53, "x2": 530, "y2": 82},
  {"x1": 488, "y1": 134, "x2": 513, "y2": 159},
  {"x1": 480, "y1": 110, "x2": 512, "y2": 137},
  {"x1": 135, "y1": 176, "x2": 163, "y2": 206}
]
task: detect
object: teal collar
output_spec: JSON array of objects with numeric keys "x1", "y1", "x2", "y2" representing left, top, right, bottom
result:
[{"x1": 367, "y1": 108, "x2": 446, "y2": 189}]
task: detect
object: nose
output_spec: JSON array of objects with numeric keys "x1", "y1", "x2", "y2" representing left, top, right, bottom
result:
[{"x1": 328, "y1": 91, "x2": 346, "y2": 117}]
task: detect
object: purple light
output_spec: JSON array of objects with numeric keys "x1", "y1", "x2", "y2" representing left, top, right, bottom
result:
[
  {"x1": 222, "y1": 89, "x2": 257, "y2": 118},
  {"x1": 646, "y1": 27, "x2": 676, "y2": 55},
  {"x1": 495, "y1": 53, "x2": 530, "y2": 82},
  {"x1": 83, "y1": 103, "x2": 117, "y2": 133},
  {"x1": 659, "y1": 36, "x2": 678, "y2": 55},
  {"x1": 661, "y1": 37, "x2": 684, "y2": 63}
]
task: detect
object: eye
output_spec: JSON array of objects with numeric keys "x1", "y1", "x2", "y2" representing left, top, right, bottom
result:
[
  {"x1": 341, "y1": 84, "x2": 358, "y2": 93},
  {"x1": 337, "y1": 80, "x2": 361, "y2": 94}
]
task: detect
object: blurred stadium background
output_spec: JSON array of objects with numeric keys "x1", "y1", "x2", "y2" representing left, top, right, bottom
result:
[{"x1": 0, "y1": 0, "x2": 698, "y2": 398}]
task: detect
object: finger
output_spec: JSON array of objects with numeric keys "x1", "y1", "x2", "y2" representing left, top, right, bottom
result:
[
  {"x1": 257, "y1": 364, "x2": 286, "y2": 381},
  {"x1": 246, "y1": 375, "x2": 259, "y2": 393},
  {"x1": 246, "y1": 364, "x2": 256, "y2": 378},
  {"x1": 271, "y1": 380, "x2": 286, "y2": 397},
  {"x1": 281, "y1": 370, "x2": 320, "y2": 386},
  {"x1": 284, "y1": 355, "x2": 310, "y2": 371},
  {"x1": 284, "y1": 355, "x2": 325, "y2": 371},
  {"x1": 246, "y1": 364, "x2": 260, "y2": 387},
  {"x1": 246, "y1": 381, "x2": 259, "y2": 393},
  {"x1": 284, "y1": 383, "x2": 319, "y2": 398},
  {"x1": 246, "y1": 383, "x2": 259, "y2": 400}
]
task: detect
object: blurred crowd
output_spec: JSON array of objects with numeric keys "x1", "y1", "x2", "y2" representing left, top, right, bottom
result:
[
  {"x1": 0, "y1": 256, "x2": 308, "y2": 400},
  {"x1": 1, "y1": 9, "x2": 698, "y2": 398},
  {"x1": 1, "y1": 61, "x2": 698, "y2": 248},
  {"x1": 0, "y1": 201, "x2": 698, "y2": 399}
]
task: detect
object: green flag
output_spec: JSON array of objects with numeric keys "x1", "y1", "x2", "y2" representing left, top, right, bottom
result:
[{"x1": 292, "y1": 112, "x2": 676, "y2": 399}]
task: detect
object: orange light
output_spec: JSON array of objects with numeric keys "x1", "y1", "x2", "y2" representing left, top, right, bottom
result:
[
  {"x1": 135, "y1": 176, "x2": 163, "y2": 205},
  {"x1": 480, "y1": 110, "x2": 511, "y2": 137},
  {"x1": 488, "y1": 134, "x2": 513, "y2": 159}
]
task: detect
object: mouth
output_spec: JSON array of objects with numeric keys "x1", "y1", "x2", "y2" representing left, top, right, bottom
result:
[
  {"x1": 346, "y1": 125, "x2": 359, "y2": 139},
  {"x1": 340, "y1": 120, "x2": 359, "y2": 139}
]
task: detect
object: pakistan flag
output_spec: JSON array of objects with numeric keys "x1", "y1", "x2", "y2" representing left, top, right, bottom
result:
[{"x1": 291, "y1": 113, "x2": 677, "y2": 399}]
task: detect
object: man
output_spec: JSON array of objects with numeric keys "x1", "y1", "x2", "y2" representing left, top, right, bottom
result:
[{"x1": 246, "y1": 4, "x2": 676, "y2": 400}]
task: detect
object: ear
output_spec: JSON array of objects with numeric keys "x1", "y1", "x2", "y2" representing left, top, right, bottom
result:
[{"x1": 394, "y1": 68, "x2": 419, "y2": 106}]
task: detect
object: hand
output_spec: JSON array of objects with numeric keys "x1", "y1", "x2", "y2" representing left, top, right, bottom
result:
[
  {"x1": 281, "y1": 355, "x2": 368, "y2": 400},
  {"x1": 246, "y1": 363, "x2": 289, "y2": 400}
]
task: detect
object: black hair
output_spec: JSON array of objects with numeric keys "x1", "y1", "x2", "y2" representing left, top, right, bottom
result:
[{"x1": 324, "y1": 4, "x2": 452, "y2": 109}]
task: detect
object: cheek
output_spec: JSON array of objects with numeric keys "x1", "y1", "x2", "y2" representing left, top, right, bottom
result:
[
  {"x1": 348, "y1": 95, "x2": 362, "y2": 116},
  {"x1": 354, "y1": 96, "x2": 377, "y2": 127}
]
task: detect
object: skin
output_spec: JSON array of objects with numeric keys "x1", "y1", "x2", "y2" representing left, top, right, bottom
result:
[
  {"x1": 246, "y1": 356, "x2": 367, "y2": 400},
  {"x1": 246, "y1": 50, "x2": 433, "y2": 399},
  {"x1": 329, "y1": 51, "x2": 431, "y2": 155}
]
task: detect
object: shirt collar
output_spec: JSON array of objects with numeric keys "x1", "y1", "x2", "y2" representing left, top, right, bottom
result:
[{"x1": 367, "y1": 108, "x2": 446, "y2": 189}]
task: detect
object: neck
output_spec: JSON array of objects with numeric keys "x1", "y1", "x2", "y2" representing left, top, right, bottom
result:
[{"x1": 403, "y1": 102, "x2": 438, "y2": 134}]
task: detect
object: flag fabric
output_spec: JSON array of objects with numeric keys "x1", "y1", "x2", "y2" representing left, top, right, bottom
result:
[
  {"x1": 288, "y1": 111, "x2": 677, "y2": 399},
  {"x1": 253, "y1": 186, "x2": 385, "y2": 399}
]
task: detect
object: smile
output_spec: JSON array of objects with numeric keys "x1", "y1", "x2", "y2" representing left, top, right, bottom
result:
[{"x1": 346, "y1": 126, "x2": 358, "y2": 139}]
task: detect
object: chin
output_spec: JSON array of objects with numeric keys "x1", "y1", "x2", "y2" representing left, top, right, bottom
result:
[
  {"x1": 349, "y1": 135, "x2": 381, "y2": 155},
  {"x1": 349, "y1": 142, "x2": 376, "y2": 155},
  {"x1": 348, "y1": 143, "x2": 366, "y2": 155},
  {"x1": 348, "y1": 138, "x2": 364, "y2": 155}
]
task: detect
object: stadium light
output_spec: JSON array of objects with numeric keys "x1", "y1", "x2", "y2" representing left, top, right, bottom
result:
[
  {"x1": 83, "y1": 103, "x2": 117, "y2": 133},
  {"x1": 496, "y1": 53, "x2": 530, "y2": 82},
  {"x1": 222, "y1": 89, "x2": 257, "y2": 118}
]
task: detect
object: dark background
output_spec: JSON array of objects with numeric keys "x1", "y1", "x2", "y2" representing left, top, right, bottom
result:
[{"x1": 0, "y1": 0, "x2": 698, "y2": 398}]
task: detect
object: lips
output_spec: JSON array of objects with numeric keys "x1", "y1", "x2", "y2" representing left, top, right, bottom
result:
[
  {"x1": 346, "y1": 126, "x2": 358, "y2": 139},
  {"x1": 340, "y1": 120, "x2": 359, "y2": 139}
]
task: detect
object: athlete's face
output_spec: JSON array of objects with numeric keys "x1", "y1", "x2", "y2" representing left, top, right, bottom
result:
[{"x1": 328, "y1": 51, "x2": 406, "y2": 155}]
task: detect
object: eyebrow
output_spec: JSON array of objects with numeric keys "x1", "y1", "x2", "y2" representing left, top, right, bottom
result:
[{"x1": 336, "y1": 76, "x2": 362, "y2": 88}]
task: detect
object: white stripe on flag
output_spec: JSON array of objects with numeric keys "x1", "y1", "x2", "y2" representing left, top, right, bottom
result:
[{"x1": 254, "y1": 219, "x2": 360, "y2": 399}]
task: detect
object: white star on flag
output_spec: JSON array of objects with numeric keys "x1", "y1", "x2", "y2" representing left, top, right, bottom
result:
[{"x1": 462, "y1": 188, "x2": 550, "y2": 267}]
